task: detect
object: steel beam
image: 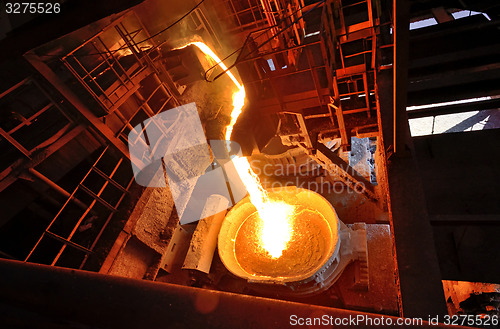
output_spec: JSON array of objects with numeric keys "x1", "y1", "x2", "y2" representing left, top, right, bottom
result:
[
  {"x1": 27, "y1": 168, "x2": 89, "y2": 211},
  {"x1": 376, "y1": 67, "x2": 448, "y2": 318},
  {"x1": 430, "y1": 214, "x2": 500, "y2": 226},
  {"x1": 392, "y1": 0, "x2": 410, "y2": 155},
  {"x1": 0, "y1": 259, "x2": 466, "y2": 329},
  {"x1": 407, "y1": 97, "x2": 500, "y2": 119},
  {"x1": 0, "y1": 125, "x2": 86, "y2": 192},
  {"x1": 315, "y1": 143, "x2": 376, "y2": 200},
  {"x1": 24, "y1": 52, "x2": 143, "y2": 169}
]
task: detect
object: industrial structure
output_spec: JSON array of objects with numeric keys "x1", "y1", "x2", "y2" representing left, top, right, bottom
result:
[{"x1": 0, "y1": 0, "x2": 499, "y2": 327}]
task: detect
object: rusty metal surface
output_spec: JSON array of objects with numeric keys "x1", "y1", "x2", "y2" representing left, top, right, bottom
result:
[
  {"x1": 0, "y1": 258, "x2": 470, "y2": 328},
  {"x1": 336, "y1": 224, "x2": 398, "y2": 315},
  {"x1": 376, "y1": 68, "x2": 448, "y2": 318},
  {"x1": 315, "y1": 142, "x2": 377, "y2": 200}
]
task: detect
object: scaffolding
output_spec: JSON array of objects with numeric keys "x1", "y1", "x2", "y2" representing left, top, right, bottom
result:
[
  {"x1": 24, "y1": 146, "x2": 134, "y2": 269},
  {"x1": 232, "y1": 0, "x2": 382, "y2": 151},
  {"x1": 61, "y1": 11, "x2": 178, "y2": 115},
  {"x1": 217, "y1": 0, "x2": 268, "y2": 33},
  {"x1": 0, "y1": 78, "x2": 74, "y2": 185},
  {"x1": 0, "y1": 11, "x2": 185, "y2": 270},
  {"x1": 322, "y1": 0, "x2": 382, "y2": 149}
]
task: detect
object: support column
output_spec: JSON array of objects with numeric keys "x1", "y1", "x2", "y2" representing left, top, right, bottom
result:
[
  {"x1": 393, "y1": 0, "x2": 411, "y2": 155},
  {"x1": 377, "y1": 63, "x2": 448, "y2": 320}
]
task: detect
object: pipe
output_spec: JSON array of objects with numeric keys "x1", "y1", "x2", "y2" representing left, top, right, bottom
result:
[
  {"x1": 28, "y1": 168, "x2": 89, "y2": 211},
  {"x1": 182, "y1": 194, "x2": 229, "y2": 273}
]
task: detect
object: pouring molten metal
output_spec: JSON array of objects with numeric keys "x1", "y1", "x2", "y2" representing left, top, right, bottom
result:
[{"x1": 177, "y1": 41, "x2": 295, "y2": 258}]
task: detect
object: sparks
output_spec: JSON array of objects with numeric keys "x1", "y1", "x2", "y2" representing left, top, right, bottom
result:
[
  {"x1": 231, "y1": 157, "x2": 294, "y2": 258},
  {"x1": 226, "y1": 88, "x2": 245, "y2": 140},
  {"x1": 178, "y1": 41, "x2": 294, "y2": 258}
]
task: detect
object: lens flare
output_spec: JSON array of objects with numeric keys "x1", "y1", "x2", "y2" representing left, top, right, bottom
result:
[{"x1": 177, "y1": 41, "x2": 294, "y2": 258}]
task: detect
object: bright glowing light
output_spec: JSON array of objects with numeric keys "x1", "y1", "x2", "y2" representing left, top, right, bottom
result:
[
  {"x1": 176, "y1": 41, "x2": 245, "y2": 140},
  {"x1": 232, "y1": 157, "x2": 294, "y2": 258},
  {"x1": 406, "y1": 96, "x2": 492, "y2": 111},
  {"x1": 258, "y1": 201, "x2": 294, "y2": 258},
  {"x1": 176, "y1": 42, "x2": 242, "y2": 89},
  {"x1": 177, "y1": 41, "x2": 294, "y2": 258},
  {"x1": 226, "y1": 88, "x2": 246, "y2": 140}
]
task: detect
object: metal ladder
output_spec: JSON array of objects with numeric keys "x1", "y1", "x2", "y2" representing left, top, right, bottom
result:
[{"x1": 25, "y1": 146, "x2": 134, "y2": 269}]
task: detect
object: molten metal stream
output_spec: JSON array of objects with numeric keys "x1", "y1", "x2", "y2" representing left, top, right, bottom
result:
[{"x1": 178, "y1": 41, "x2": 294, "y2": 258}]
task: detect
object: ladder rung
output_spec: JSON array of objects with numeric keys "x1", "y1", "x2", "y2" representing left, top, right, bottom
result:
[
  {"x1": 341, "y1": 0, "x2": 368, "y2": 10},
  {"x1": 91, "y1": 167, "x2": 128, "y2": 193},
  {"x1": 45, "y1": 231, "x2": 92, "y2": 254},
  {"x1": 342, "y1": 107, "x2": 370, "y2": 115},
  {"x1": 304, "y1": 113, "x2": 332, "y2": 119},
  {"x1": 339, "y1": 90, "x2": 372, "y2": 97},
  {"x1": 79, "y1": 184, "x2": 118, "y2": 212}
]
